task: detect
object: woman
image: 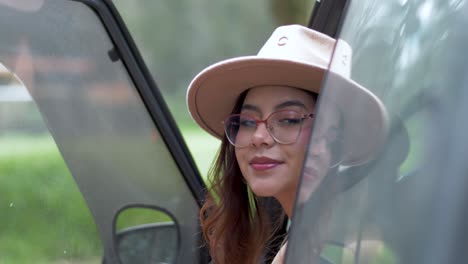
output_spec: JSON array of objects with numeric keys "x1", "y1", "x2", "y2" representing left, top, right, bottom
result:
[{"x1": 186, "y1": 25, "x2": 387, "y2": 263}]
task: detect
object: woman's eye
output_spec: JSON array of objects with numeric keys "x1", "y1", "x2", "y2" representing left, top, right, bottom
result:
[
  {"x1": 278, "y1": 118, "x2": 303, "y2": 126},
  {"x1": 240, "y1": 118, "x2": 256, "y2": 128}
]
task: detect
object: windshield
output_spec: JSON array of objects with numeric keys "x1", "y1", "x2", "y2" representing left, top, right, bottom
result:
[{"x1": 288, "y1": 0, "x2": 468, "y2": 263}]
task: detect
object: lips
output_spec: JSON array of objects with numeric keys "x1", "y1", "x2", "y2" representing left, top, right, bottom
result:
[{"x1": 249, "y1": 156, "x2": 283, "y2": 171}]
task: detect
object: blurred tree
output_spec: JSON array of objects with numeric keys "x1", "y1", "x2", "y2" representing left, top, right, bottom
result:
[
  {"x1": 269, "y1": 0, "x2": 315, "y2": 25},
  {"x1": 114, "y1": 0, "x2": 277, "y2": 98}
]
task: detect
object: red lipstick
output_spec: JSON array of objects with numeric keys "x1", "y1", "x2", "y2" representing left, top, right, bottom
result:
[{"x1": 250, "y1": 156, "x2": 283, "y2": 171}]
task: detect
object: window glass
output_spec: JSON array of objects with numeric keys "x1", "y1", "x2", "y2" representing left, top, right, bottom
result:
[
  {"x1": 0, "y1": 12, "x2": 102, "y2": 264},
  {"x1": 1, "y1": 134, "x2": 102, "y2": 263},
  {"x1": 288, "y1": 0, "x2": 468, "y2": 263},
  {"x1": 0, "y1": 0, "x2": 199, "y2": 262}
]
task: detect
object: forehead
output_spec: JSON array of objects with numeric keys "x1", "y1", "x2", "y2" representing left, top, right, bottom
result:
[{"x1": 243, "y1": 86, "x2": 316, "y2": 111}]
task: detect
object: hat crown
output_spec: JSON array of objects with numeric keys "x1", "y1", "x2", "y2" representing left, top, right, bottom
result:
[{"x1": 258, "y1": 25, "x2": 352, "y2": 78}]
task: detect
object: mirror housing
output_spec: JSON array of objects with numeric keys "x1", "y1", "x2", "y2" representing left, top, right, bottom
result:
[{"x1": 116, "y1": 222, "x2": 179, "y2": 264}]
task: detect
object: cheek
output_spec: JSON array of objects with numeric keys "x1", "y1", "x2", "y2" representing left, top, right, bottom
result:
[
  {"x1": 297, "y1": 126, "x2": 312, "y2": 147},
  {"x1": 291, "y1": 128, "x2": 312, "y2": 167},
  {"x1": 235, "y1": 148, "x2": 247, "y2": 168},
  {"x1": 287, "y1": 133, "x2": 310, "y2": 167}
]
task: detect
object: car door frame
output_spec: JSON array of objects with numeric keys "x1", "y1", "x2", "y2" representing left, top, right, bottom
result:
[
  {"x1": 78, "y1": 0, "x2": 206, "y2": 204},
  {"x1": 308, "y1": 0, "x2": 349, "y2": 37},
  {"x1": 72, "y1": 0, "x2": 209, "y2": 263}
]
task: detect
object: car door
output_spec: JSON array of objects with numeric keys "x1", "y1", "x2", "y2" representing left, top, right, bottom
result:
[
  {"x1": 287, "y1": 0, "x2": 468, "y2": 263},
  {"x1": 0, "y1": 0, "x2": 208, "y2": 263}
]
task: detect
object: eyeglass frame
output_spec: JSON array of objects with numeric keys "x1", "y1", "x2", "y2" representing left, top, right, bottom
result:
[{"x1": 222, "y1": 109, "x2": 315, "y2": 148}]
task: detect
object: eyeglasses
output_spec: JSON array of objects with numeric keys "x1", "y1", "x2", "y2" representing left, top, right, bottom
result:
[{"x1": 223, "y1": 110, "x2": 314, "y2": 148}]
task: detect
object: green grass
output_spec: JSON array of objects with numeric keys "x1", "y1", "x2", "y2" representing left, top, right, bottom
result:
[
  {"x1": 180, "y1": 127, "x2": 220, "y2": 178},
  {"x1": 0, "y1": 134, "x2": 57, "y2": 157},
  {"x1": 0, "y1": 135, "x2": 102, "y2": 263},
  {"x1": 0, "y1": 129, "x2": 218, "y2": 263}
]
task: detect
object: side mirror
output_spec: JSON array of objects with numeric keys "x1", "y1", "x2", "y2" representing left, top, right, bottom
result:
[
  {"x1": 116, "y1": 222, "x2": 178, "y2": 264},
  {"x1": 114, "y1": 207, "x2": 179, "y2": 264}
]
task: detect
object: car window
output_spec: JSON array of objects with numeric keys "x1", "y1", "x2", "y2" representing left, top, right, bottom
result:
[
  {"x1": 111, "y1": 0, "x2": 315, "y2": 178},
  {"x1": 0, "y1": 1, "x2": 200, "y2": 263},
  {"x1": 288, "y1": 0, "x2": 468, "y2": 263},
  {"x1": 0, "y1": 79, "x2": 103, "y2": 262},
  {"x1": 0, "y1": 4, "x2": 104, "y2": 264}
]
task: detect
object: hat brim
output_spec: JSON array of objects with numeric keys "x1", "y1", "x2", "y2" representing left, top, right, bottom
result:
[
  {"x1": 187, "y1": 56, "x2": 388, "y2": 166},
  {"x1": 188, "y1": 56, "x2": 326, "y2": 136}
]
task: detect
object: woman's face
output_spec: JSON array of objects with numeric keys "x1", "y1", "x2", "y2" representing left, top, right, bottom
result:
[
  {"x1": 299, "y1": 103, "x2": 341, "y2": 202},
  {"x1": 235, "y1": 86, "x2": 318, "y2": 206}
]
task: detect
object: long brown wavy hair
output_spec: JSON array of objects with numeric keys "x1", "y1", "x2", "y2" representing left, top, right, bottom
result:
[{"x1": 199, "y1": 91, "x2": 285, "y2": 264}]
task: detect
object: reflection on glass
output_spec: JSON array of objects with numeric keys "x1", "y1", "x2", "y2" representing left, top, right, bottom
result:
[
  {"x1": 116, "y1": 206, "x2": 173, "y2": 231},
  {"x1": 298, "y1": 100, "x2": 343, "y2": 204},
  {"x1": 289, "y1": 0, "x2": 468, "y2": 263},
  {"x1": 320, "y1": 240, "x2": 398, "y2": 264},
  {"x1": 115, "y1": 207, "x2": 178, "y2": 264}
]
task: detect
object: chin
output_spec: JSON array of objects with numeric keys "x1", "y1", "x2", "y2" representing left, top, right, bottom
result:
[
  {"x1": 249, "y1": 185, "x2": 277, "y2": 197},
  {"x1": 247, "y1": 180, "x2": 281, "y2": 197},
  {"x1": 242, "y1": 167, "x2": 292, "y2": 197}
]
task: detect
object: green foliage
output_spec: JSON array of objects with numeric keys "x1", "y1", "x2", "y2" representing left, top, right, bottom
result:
[
  {"x1": 114, "y1": 0, "x2": 278, "y2": 99},
  {"x1": 270, "y1": 0, "x2": 316, "y2": 25},
  {"x1": 182, "y1": 126, "x2": 220, "y2": 178},
  {"x1": 116, "y1": 207, "x2": 172, "y2": 231}
]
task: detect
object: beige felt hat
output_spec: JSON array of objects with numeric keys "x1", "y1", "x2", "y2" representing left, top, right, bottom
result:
[{"x1": 187, "y1": 24, "x2": 388, "y2": 166}]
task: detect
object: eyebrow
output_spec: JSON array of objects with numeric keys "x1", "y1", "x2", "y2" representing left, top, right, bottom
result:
[
  {"x1": 240, "y1": 104, "x2": 261, "y2": 113},
  {"x1": 241, "y1": 100, "x2": 308, "y2": 113},
  {"x1": 274, "y1": 100, "x2": 308, "y2": 111}
]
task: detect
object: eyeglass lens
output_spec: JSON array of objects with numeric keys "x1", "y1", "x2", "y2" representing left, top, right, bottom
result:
[{"x1": 224, "y1": 111, "x2": 309, "y2": 147}]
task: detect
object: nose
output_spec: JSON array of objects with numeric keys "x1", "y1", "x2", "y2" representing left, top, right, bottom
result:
[{"x1": 251, "y1": 122, "x2": 275, "y2": 147}]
